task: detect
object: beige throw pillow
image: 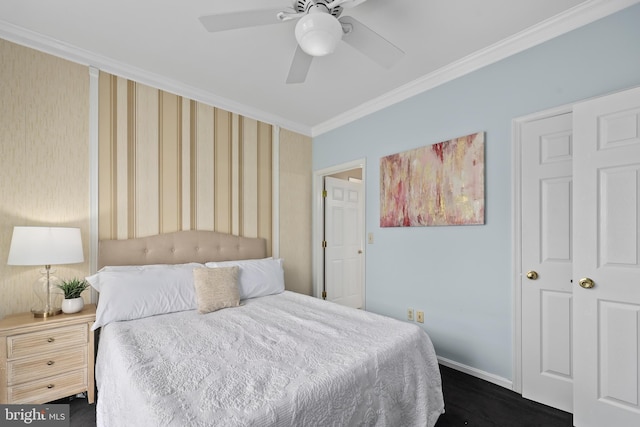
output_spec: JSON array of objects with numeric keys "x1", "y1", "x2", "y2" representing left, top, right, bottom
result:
[{"x1": 193, "y1": 266, "x2": 240, "y2": 313}]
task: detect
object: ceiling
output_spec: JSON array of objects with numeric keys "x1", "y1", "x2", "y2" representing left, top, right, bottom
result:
[{"x1": 0, "y1": 0, "x2": 636, "y2": 136}]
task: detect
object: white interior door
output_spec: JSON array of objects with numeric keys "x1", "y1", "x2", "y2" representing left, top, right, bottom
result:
[
  {"x1": 573, "y1": 86, "x2": 640, "y2": 426},
  {"x1": 324, "y1": 176, "x2": 364, "y2": 309},
  {"x1": 521, "y1": 112, "x2": 574, "y2": 413}
]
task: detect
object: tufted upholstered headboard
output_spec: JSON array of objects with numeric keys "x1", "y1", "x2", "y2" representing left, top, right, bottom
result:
[{"x1": 98, "y1": 230, "x2": 267, "y2": 269}]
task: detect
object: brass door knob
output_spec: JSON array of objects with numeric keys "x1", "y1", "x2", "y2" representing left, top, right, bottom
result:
[
  {"x1": 579, "y1": 277, "x2": 595, "y2": 289},
  {"x1": 526, "y1": 271, "x2": 538, "y2": 280}
]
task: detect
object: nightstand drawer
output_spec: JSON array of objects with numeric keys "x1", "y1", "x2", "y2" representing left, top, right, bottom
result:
[
  {"x1": 7, "y1": 324, "x2": 87, "y2": 359},
  {"x1": 7, "y1": 346, "x2": 88, "y2": 385},
  {"x1": 7, "y1": 368, "x2": 88, "y2": 404}
]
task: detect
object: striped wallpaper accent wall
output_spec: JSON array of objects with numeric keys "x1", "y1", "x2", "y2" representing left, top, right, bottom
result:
[
  {"x1": 1, "y1": 40, "x2": 311, "y2": 316},
  {"x1": 98, "y1": 72, "x2": 272, "y2": 253}
]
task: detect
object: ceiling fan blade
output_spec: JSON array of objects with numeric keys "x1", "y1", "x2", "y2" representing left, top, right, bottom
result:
[
  {"x1": 199, "y1": 8, "x2": 285, "y2": 32},
  {"x1": 339, "y1": 16, "x2": 404, "y2": 68},
  {"x1": 329, "y1": 0, "x2": 368, "y2": 9},
  {"x1": 286, "y1": 45, "x2": 314, "y2": 84}
]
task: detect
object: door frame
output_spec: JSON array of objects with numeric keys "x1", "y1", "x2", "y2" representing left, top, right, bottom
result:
[
  {"x1": 511, "y1": 103, "x2": 573, "y2": 394},
  {"x1": 312, "y1": 158, "x2": 366, "y2": 305}
]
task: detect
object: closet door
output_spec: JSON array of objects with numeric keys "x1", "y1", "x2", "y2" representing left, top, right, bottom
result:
[
  {"x1": 520, "y1": 112, "x2": 573, "y2": 413},
  {"x1": 573, "y1": 86, "x2": 640, "y2": 426}
]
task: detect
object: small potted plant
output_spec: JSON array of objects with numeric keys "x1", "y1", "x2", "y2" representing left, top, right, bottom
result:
[{"x1": 57, "y1": 278, "x2": 90, "y2": 314}]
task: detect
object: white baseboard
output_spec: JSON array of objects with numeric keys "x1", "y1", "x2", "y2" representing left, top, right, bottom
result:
[{"x1": 437, "y1": 356, "x2": 513, "y2": 391}]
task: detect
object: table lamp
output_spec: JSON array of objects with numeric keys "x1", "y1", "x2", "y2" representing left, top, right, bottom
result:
[{"x1": 7, "y1": 226, "x2": 84, "y2": 318}]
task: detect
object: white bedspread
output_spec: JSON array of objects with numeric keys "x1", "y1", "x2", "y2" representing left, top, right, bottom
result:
[{"x1": 96, "y1": 291, "x2": 444, "y2": 426}]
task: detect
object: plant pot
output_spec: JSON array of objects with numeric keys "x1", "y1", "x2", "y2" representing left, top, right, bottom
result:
[{"x1": 61, "y1": 297, "x2": 84, "y2": 314}]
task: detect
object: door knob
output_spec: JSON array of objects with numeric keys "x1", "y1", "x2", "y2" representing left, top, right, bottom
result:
[
  {"x1": 526, "y1": 271, "x2": 538, "y2": 280},
  {"x1": 579, "y1": 277, "x2": 595, "y2": 289}
]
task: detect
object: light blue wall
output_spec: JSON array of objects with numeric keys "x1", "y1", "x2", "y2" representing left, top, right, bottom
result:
[{"x1": 312, "y1": 4, "x2": 640, "y2": 381}]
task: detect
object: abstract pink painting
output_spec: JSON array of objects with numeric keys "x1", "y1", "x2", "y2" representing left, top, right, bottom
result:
[{"x1": 380, "y1": 132, "x2": 484, "y2": 227}]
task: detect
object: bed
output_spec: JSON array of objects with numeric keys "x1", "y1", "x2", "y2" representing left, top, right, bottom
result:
[{"x1": 92, "y1": 230, "x2": 444, "y2": 426}]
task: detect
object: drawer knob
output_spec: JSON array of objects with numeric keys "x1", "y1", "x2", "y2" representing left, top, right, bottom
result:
[
  {"x1": 47, "y1": 384, "x2": 55, "y2": 389},
  {"x1": 47, "y1": 360, "x2": 55, "y2": 366},
  {"x1": 47, "y1": 337, "x2": 55, "y2": 343}
]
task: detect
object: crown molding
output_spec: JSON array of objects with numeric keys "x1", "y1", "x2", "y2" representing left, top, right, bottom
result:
[
  {"x1": 310, "y1": 0, "x2": 640, "y2": 137},
  {"x1": 0, "y1": 20, "x2": 312, "y2": 136}
]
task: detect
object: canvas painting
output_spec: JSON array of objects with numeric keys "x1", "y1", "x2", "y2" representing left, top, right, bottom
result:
[{"x1": 380, "y1": 132, "x2": 485, "y2": 227}]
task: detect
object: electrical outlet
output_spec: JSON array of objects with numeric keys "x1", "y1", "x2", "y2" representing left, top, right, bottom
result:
[
  {"x1": 416, "y1": 311, "x2": 424, "y2": 323},
  {"x1": 407, "y1": 308, "x2": 414, "y2": 321}
]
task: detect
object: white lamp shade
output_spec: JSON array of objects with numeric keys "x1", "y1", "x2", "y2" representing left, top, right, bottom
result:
[
  {"x1": 295, "y1": 12, "x2": 343, "y2": 57},
  {"x1": 7, "y1": 226, "x2": 84, "y2": 266}
]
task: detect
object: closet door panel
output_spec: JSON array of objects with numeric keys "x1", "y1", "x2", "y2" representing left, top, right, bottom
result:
[{"x1": 573, "y1": 85, "x2": 640, "y2": 427}]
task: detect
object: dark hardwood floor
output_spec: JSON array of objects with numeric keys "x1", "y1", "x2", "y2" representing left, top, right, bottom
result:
[
  {"x1": 61, "y1": 394, "x2": 95, "y2": 427},
  {"x1": 65, "y1": 364, "x2": 573, "y2": 426},
  {"x1": 435, "y1": 365, "x2": 573, "y2": 426}
]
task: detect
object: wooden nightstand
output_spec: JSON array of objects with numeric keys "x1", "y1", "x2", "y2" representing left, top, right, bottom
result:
[{"x1": 0, "y1": 304, "x2": 96, "y2": 405}]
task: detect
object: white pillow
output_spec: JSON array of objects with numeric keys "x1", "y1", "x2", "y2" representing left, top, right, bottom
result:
[
  {"x1": 204, "y1": 258, "x2": 284, "y2": 300},
  {"x1": 86, "y1": 263, "x2": 203, "y2": 330},
  {"x1": 87, "y1": 263, "x2": 203, "y2": 292}
]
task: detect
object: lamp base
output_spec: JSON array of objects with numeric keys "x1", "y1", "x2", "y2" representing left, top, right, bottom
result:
[
  {"x1": 31, "y1": 266, "x2": 64, "y2": 319},
  {"x1": 31, "y1": 307, "x2": 62, "y2": 318}
]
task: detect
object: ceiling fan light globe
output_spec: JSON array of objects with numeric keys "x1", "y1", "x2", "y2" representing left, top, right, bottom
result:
[{"x1": 295, "y1": 13, "x2": 342, "y2": 57}]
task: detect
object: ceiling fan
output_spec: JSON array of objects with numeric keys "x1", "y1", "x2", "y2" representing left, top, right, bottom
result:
[{"x1": 199, "y1": 0, "x2": 404, "y2": 84}]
